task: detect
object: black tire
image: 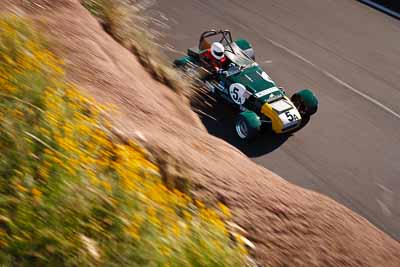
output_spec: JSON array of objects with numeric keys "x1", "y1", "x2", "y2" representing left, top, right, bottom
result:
[
  {"x1": 289, "y1": 93, "x2": 314, "y2": 133},
  {"x1": 291, "y1": 90, "x2": 318, "y2": 117},
  {"x1": 291, "y1": 94, "x2": 306, "y2": 116}
]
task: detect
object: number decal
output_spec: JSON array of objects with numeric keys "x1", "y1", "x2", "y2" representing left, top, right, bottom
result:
[
  {"x1": 229, "y1": 83, "x2": 247, "y2": 105},
  {"x1": 285, "y1": 111, "x2": 298, "y2": 122},
  {"x1": 232, "y1": 87, "x2": 239, "y2": 101},
  {"x1": 285, "y1": 111, "x2": 293, "y2": 122}
]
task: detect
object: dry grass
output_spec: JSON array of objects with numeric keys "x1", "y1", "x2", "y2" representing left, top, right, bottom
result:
[{"x1": 81, "y1": 0, "x2": 203, "y2": 100}]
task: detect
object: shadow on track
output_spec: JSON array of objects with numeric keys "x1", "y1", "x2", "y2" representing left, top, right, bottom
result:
[{"x1": 192, "y1": 96, "x2": 289, "y2": 157}]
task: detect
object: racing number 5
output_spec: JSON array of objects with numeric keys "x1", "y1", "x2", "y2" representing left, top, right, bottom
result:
[
  {"x1": 229, "y1": 83, "x2": 246, "y2": 105},
  {"x1": 285, "y1": 111, "x2": 294, "y2": 122},
  {"x1": 232, "y1": 87, "x2": 239, "y2": 101}
]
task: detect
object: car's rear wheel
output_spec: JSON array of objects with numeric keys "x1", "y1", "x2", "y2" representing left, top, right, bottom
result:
[{"x1": 235, "y1": 111, "x2": 261, "y2": 140}]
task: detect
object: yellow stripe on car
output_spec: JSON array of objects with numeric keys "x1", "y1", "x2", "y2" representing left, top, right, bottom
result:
[{"x1": 260, "y1": 103, "x2": 284, "y2": 133}]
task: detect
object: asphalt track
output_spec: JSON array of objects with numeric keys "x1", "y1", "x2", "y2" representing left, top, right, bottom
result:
[{"x1": 143, "y1": 0, "x2": 400, "y2": 240}]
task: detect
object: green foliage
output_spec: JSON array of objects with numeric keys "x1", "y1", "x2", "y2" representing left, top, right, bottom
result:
[{"x1": 0, "y1": 16, "x2": 247, "y2": 266}]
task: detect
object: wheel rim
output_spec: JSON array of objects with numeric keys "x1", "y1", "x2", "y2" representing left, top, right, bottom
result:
[{"x1": 236, "y1": 119, "x2": 248, "y2": 139}]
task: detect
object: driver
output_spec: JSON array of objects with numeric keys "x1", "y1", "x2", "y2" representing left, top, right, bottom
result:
[{"x1": 202, "y1": 42, "x2": 228, "y2": 75}]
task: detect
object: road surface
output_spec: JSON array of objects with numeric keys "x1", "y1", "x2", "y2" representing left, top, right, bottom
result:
[{"x1": 143, "y1": 0, "x2": 400, "y2": 240}]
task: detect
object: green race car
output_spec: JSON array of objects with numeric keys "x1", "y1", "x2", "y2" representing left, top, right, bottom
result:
[{"x1": 174, "y1": 30, "x2": 318, "y2": 140}]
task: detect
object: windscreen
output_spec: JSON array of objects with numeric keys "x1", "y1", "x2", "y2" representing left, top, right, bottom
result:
[{"x1": 224, "y1": 43, "x2": 254, "y2": 67}]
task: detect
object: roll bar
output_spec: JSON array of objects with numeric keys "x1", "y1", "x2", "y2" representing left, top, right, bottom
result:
[{"x1": 198, "y1": 29, "x2": 234, "y2": 51}]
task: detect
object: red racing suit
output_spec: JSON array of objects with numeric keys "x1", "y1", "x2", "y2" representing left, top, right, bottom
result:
[{"x1": 201, "y1": 49, "x2": 227, "y2": 72}]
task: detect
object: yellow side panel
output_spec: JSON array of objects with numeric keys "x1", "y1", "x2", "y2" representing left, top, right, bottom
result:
[{"x1": 260, "y1": 103, "x2": 283, "y2": 133}]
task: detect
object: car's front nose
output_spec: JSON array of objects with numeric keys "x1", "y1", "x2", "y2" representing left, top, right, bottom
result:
[{"x1": 260, "y1": 99, "x2": 302, "y2": 134}]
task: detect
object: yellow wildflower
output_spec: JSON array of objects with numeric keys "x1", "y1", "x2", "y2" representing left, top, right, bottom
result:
[
  {"x1": 31, "y1": 188, "x2": 42, "y2": 201},
  {"x1": 195, "y1": 200, "x2": 205, "y2": 209},
  {"x1": 172, "y1": 223, "x2": 180, "y2": 237},
  {"x1": 182, "y1": 210, "x2": 192, "y2": 221},
  {"x1": 16, "y1": 184, "x2": 28, "y2": 193},
  {"x1": 126, "y1": 225, "x2": 140, "y2": 240},
  {"x1": 218, "y1": 203, "x2": 232, "y2": 218},
  {"x1": 159, "y1": 245, "x2": 171, "y2": 256},
  {"x1": 102, "y1": 181, "x2": 112, "y2": 192}
]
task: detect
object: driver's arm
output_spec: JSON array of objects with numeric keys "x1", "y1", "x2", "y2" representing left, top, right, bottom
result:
[{"x1": 221, "y1": 58, "x2": 230, "y2": 70}]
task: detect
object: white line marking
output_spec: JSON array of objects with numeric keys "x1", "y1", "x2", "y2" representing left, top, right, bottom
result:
[
  {"x1": 263, "y1": 36, "x2": 400, "y2": 120},
  {"x1": 376, "y1": 183, "x2": 394, "y2": 217}
]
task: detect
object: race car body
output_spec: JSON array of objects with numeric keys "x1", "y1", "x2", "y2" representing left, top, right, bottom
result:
[{"x1": 174, "y1": 30, "x2": 318, "y2": 139}]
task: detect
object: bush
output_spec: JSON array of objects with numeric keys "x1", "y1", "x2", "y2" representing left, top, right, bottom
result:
[{"x1": 0, "y1": 16, "x2": 247, "y2": 266}]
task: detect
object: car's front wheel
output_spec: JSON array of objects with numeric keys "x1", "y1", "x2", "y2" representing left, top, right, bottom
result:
[
  {"x1": 291, "y1": 89, "x2": 318, "y2": 130},
  {"x1": 235, "y1": 111, "x2": 261, "y2": 140},
  {"x1": 291, "y1": 89, "x2": 318, "y2": 117}
]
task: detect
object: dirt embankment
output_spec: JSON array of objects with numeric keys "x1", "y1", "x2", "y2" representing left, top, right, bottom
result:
[{"x1": 2, "y1": 1, "x2": 400, "y2": 266}]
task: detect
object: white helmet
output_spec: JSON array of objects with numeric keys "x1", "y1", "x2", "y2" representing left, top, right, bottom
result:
[{"x1": 211, "y1": 42, "x2": 225, "y2": 60}]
